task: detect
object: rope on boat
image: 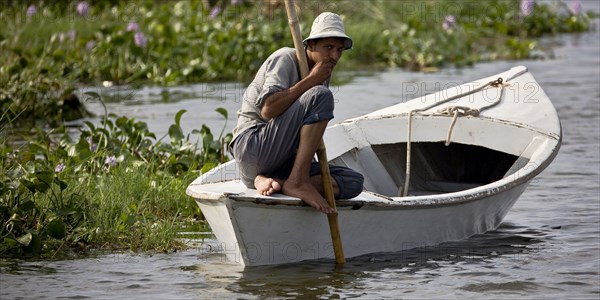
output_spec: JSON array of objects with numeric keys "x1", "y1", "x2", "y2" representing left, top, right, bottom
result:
[
  {"x1": 400, "y1": 77, "x2": 509, "y2": 197},
  {"x1": 438, "y1": 106, "x2": 480, "y2": 146}
]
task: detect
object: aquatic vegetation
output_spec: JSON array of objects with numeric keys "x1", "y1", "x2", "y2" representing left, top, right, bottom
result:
[
  {"x1": 0, "y1": 0, "x2": 595, "y2": 127},
  {"x1": 340, "y1": 0, "x2": 594, "y2": 70},
  {"x1": 0, "y1": 107, "x2": 231, "y2": 258}
]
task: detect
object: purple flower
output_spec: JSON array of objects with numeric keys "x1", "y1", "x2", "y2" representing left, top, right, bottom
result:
[
  {"x1": 85, "y1": 41, "x2": 96, "y2": 51},
  {"x1": 442, "y1": 15, "x2": 456, "y2": 31},
  {"x1": 210, "y1": 6, "x2": 221, "y2": 19},
  {"x1": 134, "y1": 32, "x2": 147, "y2": 47},
  {"x1": 520, "y1": 0, "x2": 534, "y2": 17},
  {"x1": 570, "y1": 0, "x2": 582, "y2": 15},
  {"x1": 26, "y1": 5, "x2": 37, "y2": 17},
  {"x1": 86, "y1": 136, "x2": 97, "y2": 152},
  {"x1": 105, "y1": 155, "x2": 117, "y2": 167},
  {"x1": 55, "y1": 163, "x2": 66, "y2": 173},
  {"x1": 76, "y1": 1, "x2": 89, "y2": 17},
  {"x1": 59, "y1": 30, "x2": 77, "y2": 42},
  {"x1": 127, "y1": 22, "x2": 139, "y2": 32},
  {"x1": 68, "y1": 30, "x2": 77, "y2": 41}
]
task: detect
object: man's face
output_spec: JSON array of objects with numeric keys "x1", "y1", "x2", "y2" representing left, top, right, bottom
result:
[{"x1": 307, "y1": 37, "x2": 346, "y2": 67}]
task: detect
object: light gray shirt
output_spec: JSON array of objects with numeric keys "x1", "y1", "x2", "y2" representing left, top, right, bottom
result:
[{"x1": 232, "y1": 48, "x2": 300, "y2": 139}]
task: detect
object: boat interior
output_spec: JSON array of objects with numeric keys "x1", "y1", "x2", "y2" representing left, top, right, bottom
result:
[{"x1": 331, "y1": 142, "x2": 521, "y2": 197}]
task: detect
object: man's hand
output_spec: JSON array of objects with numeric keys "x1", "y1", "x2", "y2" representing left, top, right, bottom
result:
[
  {"x1": 305, "y1": 59, "x2": 336, "y2": 86},
  {"x1": 260, "y1": 59, "x2": 335, "y2": 120}
]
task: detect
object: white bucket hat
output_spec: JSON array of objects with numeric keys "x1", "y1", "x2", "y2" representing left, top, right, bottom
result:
[{"x1": 303, "y1": 12, "x2": 353, "y2": 50}]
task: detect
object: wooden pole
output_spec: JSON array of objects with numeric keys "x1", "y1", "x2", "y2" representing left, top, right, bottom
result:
[{"x1": 283, "y1": 0, "x2": 346, "y2": 265}]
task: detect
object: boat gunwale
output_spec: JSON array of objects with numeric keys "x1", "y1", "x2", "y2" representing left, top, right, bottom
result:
[
  {"x1": 187, "y1": 65, "x2": 562, "y2": 212},
  {"x1": 191, "y1": 134, "x2": 559, "y2": 211},
  {"x1": 336, "y1": 113, "x2": 561, "y2": 142},
  {"x1": 189, "y1": 129, "x2": 560, "y2": 211}
]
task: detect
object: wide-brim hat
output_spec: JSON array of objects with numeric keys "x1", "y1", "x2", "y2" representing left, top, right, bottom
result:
[{"x1": 303, "y1": 12, "x2": 353, "y2": 50}]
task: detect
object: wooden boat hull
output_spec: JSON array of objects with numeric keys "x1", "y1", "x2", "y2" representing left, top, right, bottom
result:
[
  {"x1": 187, "y1": 66, "x2": 561, "y2": 266},
  {"x1": 195, "y1": 182, "x2": 528, "y2": 266}
]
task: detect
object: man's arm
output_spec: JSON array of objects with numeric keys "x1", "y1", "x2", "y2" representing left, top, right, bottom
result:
[{"x1": 260, "y1": 60, "x2": 334, "y2": 120}]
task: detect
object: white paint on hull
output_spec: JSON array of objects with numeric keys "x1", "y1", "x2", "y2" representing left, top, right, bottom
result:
[{"x1": 186, "y1": 66, "x2": 562, "y2": 266}]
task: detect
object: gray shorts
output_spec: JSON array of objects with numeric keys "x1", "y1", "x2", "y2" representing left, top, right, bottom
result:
[{"x1": 231, "y1": 86, "x2": 364, "y2": 199}]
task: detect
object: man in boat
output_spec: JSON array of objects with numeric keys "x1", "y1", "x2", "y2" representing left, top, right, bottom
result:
[{"x1": 229, "y1": 12, "x2": 364, "y2": 214}]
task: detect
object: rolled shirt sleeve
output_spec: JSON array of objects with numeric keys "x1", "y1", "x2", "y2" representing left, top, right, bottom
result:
[
  {"x1": 255, "y1": 50, "x2": 299, "y2": 109},
  {"x1": 232, "y1": 48, "x2": 300, "y2": 139}
]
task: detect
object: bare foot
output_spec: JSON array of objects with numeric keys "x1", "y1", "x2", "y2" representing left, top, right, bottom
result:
[
  {"x1": 283, "y1": 178, "x2": 336, "y2": 214},
  {"x1": 254, "y1": 175, "x2": 282, "y2": 196}
]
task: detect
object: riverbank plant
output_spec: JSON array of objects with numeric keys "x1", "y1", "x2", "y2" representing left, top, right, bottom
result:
[
  {"x1": 1, "y1": 0, "x2": 595, "y2": 127},
  {"x1": 0, "y1": 106, "x2": 231, "y2": 258}
]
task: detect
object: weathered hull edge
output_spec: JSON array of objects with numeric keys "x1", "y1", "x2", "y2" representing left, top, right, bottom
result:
[
  {"x1": 189, "y1": 134, "x2": 558, "y2": 211},
  {"x1": 195, "y1": 181, "x2": 529, "y2": 266}
]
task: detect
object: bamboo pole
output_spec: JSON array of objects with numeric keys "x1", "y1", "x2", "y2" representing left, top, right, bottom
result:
[{"x1": 283, "y1": 0, "x2": 345, "y2": 265}]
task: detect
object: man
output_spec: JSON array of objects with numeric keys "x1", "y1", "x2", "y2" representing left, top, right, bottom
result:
[{"x1": 230, "y1": 12, "x2": 364, "y2": 214}]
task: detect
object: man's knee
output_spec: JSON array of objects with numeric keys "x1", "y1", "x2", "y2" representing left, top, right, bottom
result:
[
  {"x1": 333, "y1": 170, "x2": 364, "y2": 199},
  {"x1": 309, "y1": 85, "x2": 334, "y2": 100},
  {"x1": 299, "y1": 86, "x2": 334, "y2": 108},
  {"x1": 300, "y1": 86, "x2": 334, "y2": 124}
]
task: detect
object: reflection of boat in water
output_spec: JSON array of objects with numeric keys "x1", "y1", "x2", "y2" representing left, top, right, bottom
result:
[
  {"x1": 186, "y1": 66, "x2": 561, "y2": 266},
  {"x1": 235, "y1": 224, "x2": 544, "y2": 296}
]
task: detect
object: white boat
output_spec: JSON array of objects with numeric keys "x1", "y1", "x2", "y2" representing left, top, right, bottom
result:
[{"x1": 186, "y1": 65, "x2": 561, "y2": 266}]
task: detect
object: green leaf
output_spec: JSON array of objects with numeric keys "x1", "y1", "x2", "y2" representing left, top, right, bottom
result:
[
  {"x1": 16, "y1": 233, "x2": 32, "y2": 246},
  {"x1": 215, "y1": 107, "x2": 228, "y2": 119},
  {"x1": 34, "y1": 171, "x2": 53, "y2": 193},
  {"x1": 56, "y1": 208, "x2": 78, "y2": 216},
  {"x1": 201, "y1": 162, "x2": 217, "y2": 173},
  {"x1": 200, "y1": 124, "x2": 212, "y2": 135},
  {"x1": 0, "y1": 238, "x2": 19, "y2": 252},
  {"x1": 116, "y1": 116, "x2": 128, "y2": 128},
  {"x1": 168, "y1": 124, "x2": 185, "y2": 143},
  {"x1": 18, "y1": 200, "x2": 36, "y2": 213},
  {"x1": 202, "y1": 132, "x2": 214, "y2": 146},
  {"x1": 78, "y1": 148, "x2": 93, "y2": 161},
  {"x1": 174, "y1": 109, "x2": 187, "y2": 126},
  {"x1": 28, "y1": 142, "x2": 47, "y2": 154},
  {"x1": 35, "y1": 181, "x2": 50, "y2": 193},
  {"x1": 67, "y1": 145, "x2": 79, "y2": 157},
  {"x1": 0, "y1": 205, "x2": 9, "y2": 220},
  {"x1": 23, "y1": 233, "x2": 41, "y2": 254},
  {"x1": 83, "y1": 91, "x2": 101, "y2": 102},
  {"x1": 83, "y1": 121, "x2": 96, "y2": 131},
  {"x1": 46, "y1": 219, "x2": 67, "y2": 239},
  {"x1": 55, "y1": 178, "x2": 68, "y2": 191},
  {"x1": 35, "y1": 171, "x2": 54, "y2": 185},
  {"x1": 20, "y1": 179, "x2": 36, "y2": 193}
]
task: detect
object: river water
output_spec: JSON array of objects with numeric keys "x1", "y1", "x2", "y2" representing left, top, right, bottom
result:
[{"x1": 2, "y1": 9, "x2": 599, "y2": 300}]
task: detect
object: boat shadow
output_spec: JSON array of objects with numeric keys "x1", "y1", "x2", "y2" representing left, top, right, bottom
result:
[{"x1": 224, "y1": 222, "x2": 547, "y2": 298}]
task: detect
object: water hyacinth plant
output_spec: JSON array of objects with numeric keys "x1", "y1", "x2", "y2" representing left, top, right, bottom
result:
[
  {"x1": 442, "y1": 15, "x2": 456, "y2": 31},
  {"x1": 133, "y1": 31, "x2": 147, "y2": 48},
  {"x1": 1, "y1": 104, "x2": 231, "y2": 258},
  {"x1": 521, "y1": 0, "x2": 535, "y2": 17},
  {"x1": 209, "y1": 6, "x2": 222, "y2": 19},
  {"x1": 0, "y1": 0, "x2": 594, "y2": 128},
  {"x1": 26, "y1": 5, "x2": 36, "y2": 17},
  {"x1": 127, "y1": 21, "x2": 139, "y2": 32},
  {"x1": 75, "y1": 1, "x2": 89, "y2": 17},
  {"x1": 570, "y1": 0, "x2": 582, "y2": 15}
]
